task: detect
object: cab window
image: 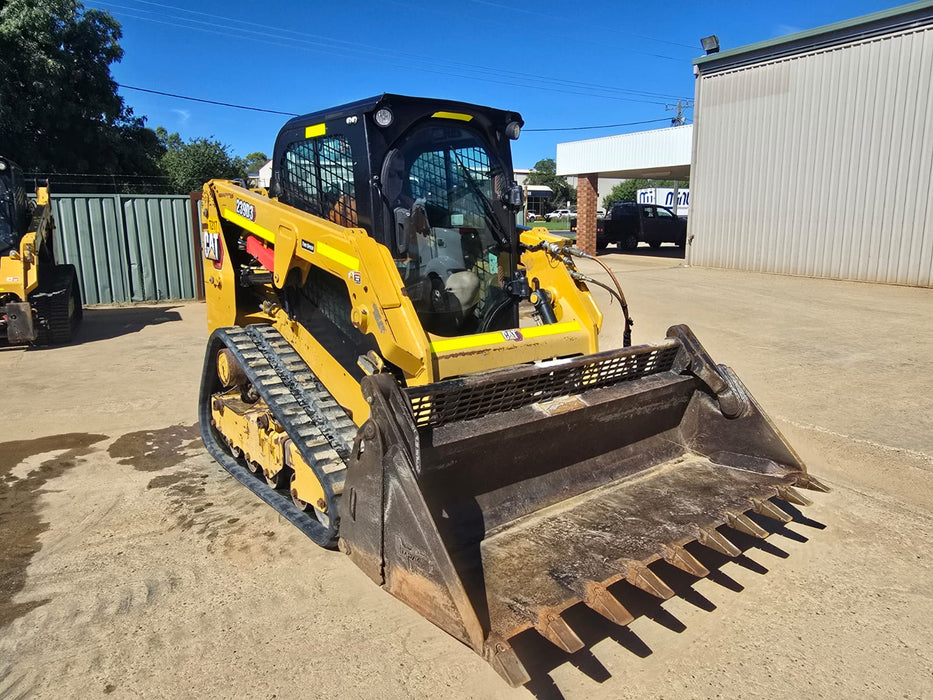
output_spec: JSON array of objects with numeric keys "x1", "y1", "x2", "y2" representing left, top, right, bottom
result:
[
  {"x1": 280, "y1": 135, "x2": 358, "y2": 227},
  {"x1": 381, "y1": 124, "x2": 512, "y2": 337}
]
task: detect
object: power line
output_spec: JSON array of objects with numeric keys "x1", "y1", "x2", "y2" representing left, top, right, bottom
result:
[
  {"x1": 393, "y1": 0, "x2": 699, "y2": 53},
  {"x1": 118, "y1": 81, "x2": 676, "y2": 136},
  {"x1": 525, "y1": 118, "x2": 673, "y2": 133},
  {"x1": 107, "y1": 5, "x2": 673, "y2": 106},
  {"x1": 24, "y1": 171, "x2": 170, "y2": 179},
  {"x1": 91, "y1": 0, "x2": 692, "y2": 106},
  {"x1": 120, "y1": 0, "x2": 695, "y2": 62},
  {"x1": 463, "y1": 0, "x2": 699, "y2": 50},
  {"x1": 118, "y1": 84, "x2": 299, "y2": 116}
]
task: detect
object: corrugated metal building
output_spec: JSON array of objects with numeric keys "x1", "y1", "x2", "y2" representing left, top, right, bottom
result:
[{"x1": 690, "y1": 2, "x2": 933, "y2": 287}]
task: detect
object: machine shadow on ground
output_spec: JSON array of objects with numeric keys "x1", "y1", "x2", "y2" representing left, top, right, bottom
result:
[
  {"x1": 515, "y1": 505, "x2": 826, "y2": 699},
  {"x1": 32, "y1": 305, "x2": 186, "y2": 347}
]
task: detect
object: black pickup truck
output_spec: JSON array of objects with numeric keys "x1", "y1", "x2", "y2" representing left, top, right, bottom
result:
[{"x1": 595, "y1": 201, "x2": 687, "y2": 251}]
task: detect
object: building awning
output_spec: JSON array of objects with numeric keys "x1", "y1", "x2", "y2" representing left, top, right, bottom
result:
[
  {"x1": 556, "y1": 124, "x2": 692, "y2": 180},
  {"x1": 525, "y1": 185, "x2": 553, "y2": 195}
]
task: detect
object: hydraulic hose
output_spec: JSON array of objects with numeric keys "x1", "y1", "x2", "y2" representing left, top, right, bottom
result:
[{"x1": 532, "y1": 241, "x2": 635, "y2": 346}]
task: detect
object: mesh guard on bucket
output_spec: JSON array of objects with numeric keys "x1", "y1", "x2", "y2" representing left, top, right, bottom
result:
[{"x1": 407, "y1": 339, "x2": 681, "y2": 428}]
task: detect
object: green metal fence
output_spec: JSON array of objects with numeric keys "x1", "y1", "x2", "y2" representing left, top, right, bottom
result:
[{"x1": 49, "y1": 194, "x2": 198, "y2": 305}]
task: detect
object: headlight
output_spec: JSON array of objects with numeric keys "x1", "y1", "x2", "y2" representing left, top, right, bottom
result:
[{"x1": 374, "y1": 108, "x2": 394, "y2": 127}]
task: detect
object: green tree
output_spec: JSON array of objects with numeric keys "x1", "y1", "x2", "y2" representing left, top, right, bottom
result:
[
  {"x1": 236, "y1": 151, "x2": 269, "y2": 176},
  {"x1": 526, "y1": 158, "x2": 577, "y2": 210},
  {"x1": 0, "y1": 0, "x2": 163, "y2": 174},
  {"x1": 157, "y1": 127, "x2": 243, "y2": 194},
  {"x1": 602, "y1": 179, "x2": 687, "y2": 210}
]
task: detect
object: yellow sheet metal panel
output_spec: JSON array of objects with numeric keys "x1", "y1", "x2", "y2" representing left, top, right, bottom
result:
[
  {"x1": 0, "y1": 232, "x2": 35, "y2": 299},
  {"x1": 431, "y1": 328, "x2": 591, "y2": 378},
  {"x1": 317, "y1": 241, "x2": 359, "y2": 270},
  {"x1": 429, "y1": 321, "x2": 582, "y2": 354},
  {"x1": 222, "y1": 207, "x2": 276, "y2": 243},
  {"x1": 202, "y1": 184, "x2": 242, "y2": 331}
]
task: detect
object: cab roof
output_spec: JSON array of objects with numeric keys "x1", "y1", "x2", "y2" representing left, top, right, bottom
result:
[{"x1": 279, "y1": 94, "x2": 523, "y2": 134}]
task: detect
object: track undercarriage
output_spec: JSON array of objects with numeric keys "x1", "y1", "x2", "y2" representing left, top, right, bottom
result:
[
  {"x1": 200, "y1": 324, "x2": 356, "y2": 546},
  {"x1": 1, "y1": 263, "x2": 82, "y2": 345}
]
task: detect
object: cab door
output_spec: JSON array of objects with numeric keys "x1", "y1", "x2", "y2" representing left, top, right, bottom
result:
[
  {"x1": 639, "y1": 205, "x2": 661, "y2": 243},
  {"x1": 653, "y1": 205, "x2": 680, "y2": 243}
]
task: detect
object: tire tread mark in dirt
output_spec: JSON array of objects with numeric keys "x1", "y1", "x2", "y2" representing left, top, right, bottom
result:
[{"x1": 0, "y1": 662, "x2": 34, "y2": 700}]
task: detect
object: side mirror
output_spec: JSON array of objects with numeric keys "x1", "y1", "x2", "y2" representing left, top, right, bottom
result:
[
  {"x1": 410, "y1": 198, "x2": 431, "y2": 237},
  {"x1": 269, "y1": 172, "x2": 283, "y2": 198},
  {"x1": 504, "y1": 182, "x2": 524, "y2": 211}
]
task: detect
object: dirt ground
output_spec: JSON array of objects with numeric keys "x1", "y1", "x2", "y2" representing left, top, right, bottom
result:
[{"x1": 1, "y1": 249, "x2": 931, "y2": 699}]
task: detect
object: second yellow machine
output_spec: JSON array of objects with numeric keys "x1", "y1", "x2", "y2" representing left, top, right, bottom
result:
[
  {"x1": 1, "y1": 156, "x2": 82, "y2": 345},
  {"x1": 198, "y1": 94, "x2": 826, "y2": 685}
]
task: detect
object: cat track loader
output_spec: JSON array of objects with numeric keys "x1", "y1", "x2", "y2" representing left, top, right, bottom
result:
[
  {"x1": 197, "y1": 94, "x2": 828, "y2": 686},
  {"x1": 0, "y1": 156, "x2": 82, "y2": 345}
]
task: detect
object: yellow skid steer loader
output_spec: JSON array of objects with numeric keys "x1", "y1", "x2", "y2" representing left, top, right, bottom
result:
[
  {"x1": 198, "y1": 95, "x2": 827, "y2": 685},
  {"x1": 0, "y1": 156, "x2": 82, "y2": 345}
]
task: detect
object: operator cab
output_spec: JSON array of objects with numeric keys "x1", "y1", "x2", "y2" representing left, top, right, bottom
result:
[{"x1": 270, "y1": 95, "x2": 525, "y2": 338}]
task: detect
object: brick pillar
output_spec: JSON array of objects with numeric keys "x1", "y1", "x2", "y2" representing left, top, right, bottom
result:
[{"x1": 576, "y1": 173, "x2": 598, "y2": 256}]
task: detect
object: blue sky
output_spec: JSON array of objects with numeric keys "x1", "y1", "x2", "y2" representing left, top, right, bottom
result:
[{"x1": 89, "y1": 0, "x2": 905, "y2": 169}]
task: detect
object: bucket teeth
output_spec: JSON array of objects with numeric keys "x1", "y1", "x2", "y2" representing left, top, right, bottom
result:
[
  {"x1": 752, "y1": 497, "x2": 793, "y2": 523},
  {"x1": 697, "y1": 526, "x2": 742, "y2": 557},
  {"x1": 488, "y1": 641, "x2": 531, "y2": 688},
  {"x1": 536, "y1": 612, "x2": 584, "y2": 654},
  {"x1": 776, "y1": 484, "x2": 813, "y2": 507},
  {"x1": 797, "y1": 474, "x2": 831, "y2": 492},
  {"x1": 584, "y1": 583, "x2": 635, "y2": 626},
  {"x1": 662, "y1": 544, "x2": 710, "y2": 577},
  {"x1": 625, "y1": 562, "x2": 675, "y2": 599},
  {"x1": 726, "y1": 511, "x2": 769, "y2": 539}
]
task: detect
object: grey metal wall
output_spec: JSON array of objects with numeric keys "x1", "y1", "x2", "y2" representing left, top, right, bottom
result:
[
  {"x1": 689, "y1": 24, "x2": 933, "y2": 287},
  {"x1": 51, "y1": 194, "x2": 197, "y2": 304}
]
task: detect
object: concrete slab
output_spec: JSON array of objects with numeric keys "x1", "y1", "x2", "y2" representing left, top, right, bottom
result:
[{"x1": 0, "y1": 258, "x2": 930, "y2": 698}]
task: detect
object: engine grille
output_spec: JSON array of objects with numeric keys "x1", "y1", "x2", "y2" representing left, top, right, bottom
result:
[{"x1": 406, "y1": 340, "x2": 682, "y2": 428}]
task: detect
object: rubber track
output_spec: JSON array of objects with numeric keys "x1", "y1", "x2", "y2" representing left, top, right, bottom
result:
[
  {"x1": 199, "y1": 325, "x2": 357, "y2": 547},
  {"x1": 246, "y1": 325, "x2": 357, "y2": 461},
  {"x1": 31, "y1": 266, "x2": 77, "y2": 344}
]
